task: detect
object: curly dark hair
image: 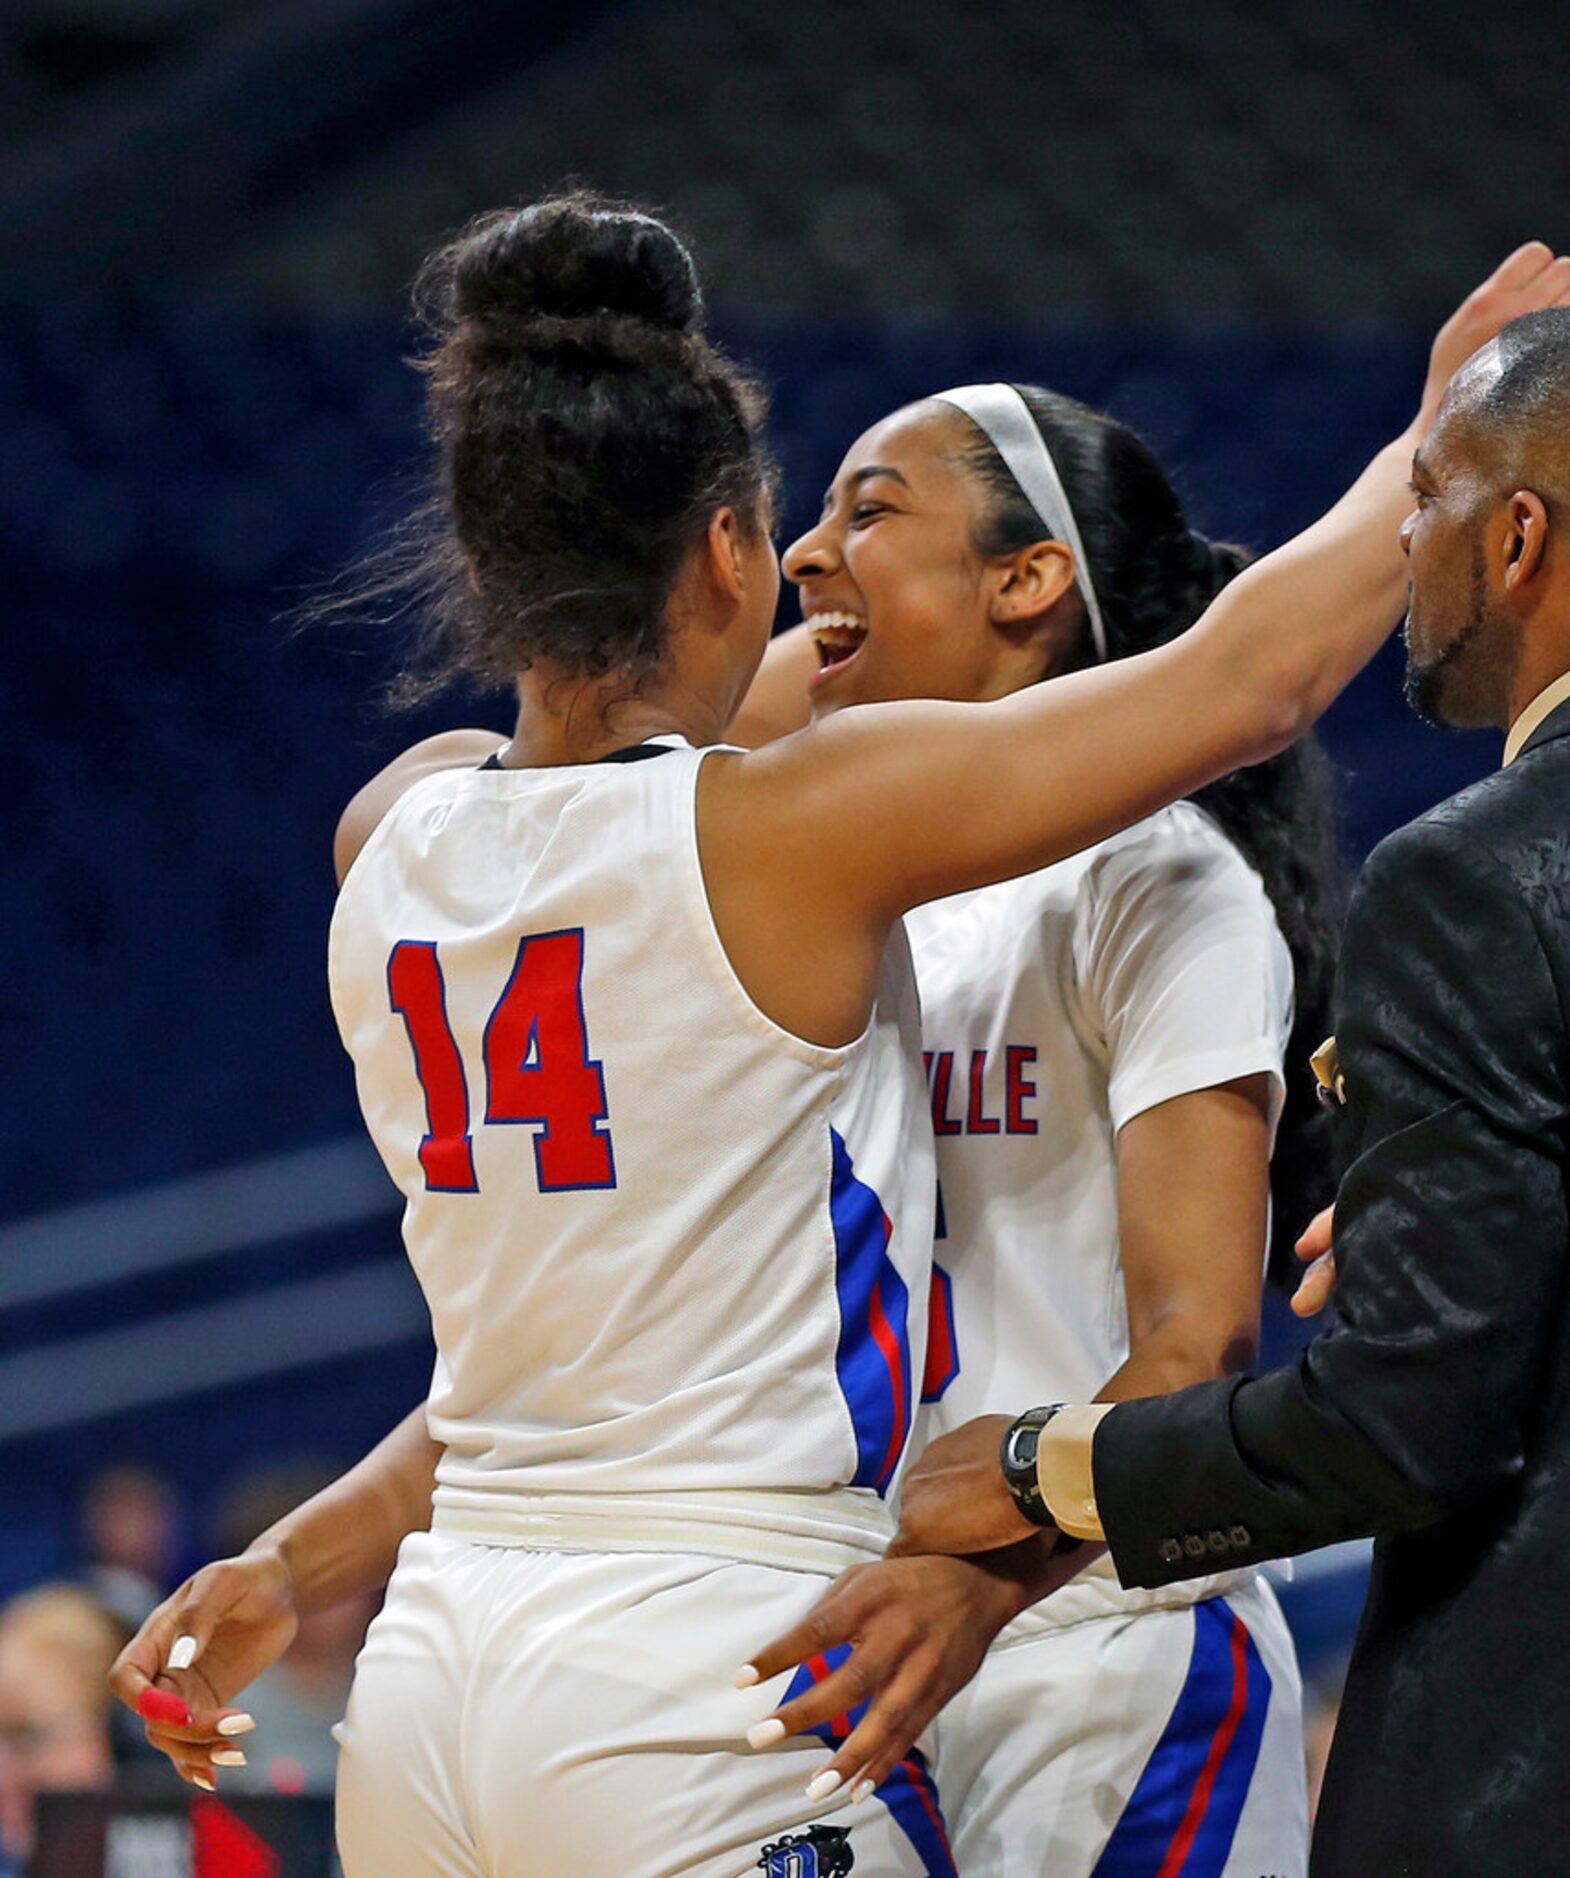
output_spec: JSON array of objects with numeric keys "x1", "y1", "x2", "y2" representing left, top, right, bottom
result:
[
  {"x1": 961, "y1": 385, "x2": 1343, "y2": 1285},
  {"x1": 322, "y1": 193, "x2": 777, "y2": 701}
]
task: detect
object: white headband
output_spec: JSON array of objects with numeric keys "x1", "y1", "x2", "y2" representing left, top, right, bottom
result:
[{"x1": 933, "y1": 382, "x2": 1109, "y2": 663}]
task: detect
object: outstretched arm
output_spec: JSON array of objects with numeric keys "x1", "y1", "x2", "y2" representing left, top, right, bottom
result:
[
  {"x1": 109, "y1": 1404, "x2": 439, "y2": 1790},
  {"x1": 713, "y1": 245, "x2": 1570, "y2": 941}
]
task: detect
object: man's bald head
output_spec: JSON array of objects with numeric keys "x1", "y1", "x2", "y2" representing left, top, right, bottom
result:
[{"x1": 1442, "y1": 308, "x2": 1570, "y2": 506}]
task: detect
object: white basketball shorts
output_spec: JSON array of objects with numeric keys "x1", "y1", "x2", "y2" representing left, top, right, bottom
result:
[
  {"x1": 933, "y1": 1575, "x2": 1307, "y2": 1877},
  {"x1": 334, "y1": 1532, "x2": 958, "y2": 1878}
]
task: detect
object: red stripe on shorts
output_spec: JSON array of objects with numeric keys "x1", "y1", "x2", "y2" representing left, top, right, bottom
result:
[{"x1": 1155, "y1": 1612, "x2": 1250, "y2": 1877}]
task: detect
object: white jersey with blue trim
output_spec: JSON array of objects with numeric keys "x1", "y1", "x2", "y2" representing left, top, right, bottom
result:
[
  {"x1": 907, "y1": 801, "x2": 1293, "y2": 1630},
  {"x1": 328, "y1": 736, "x2": 933, "y2": 1572}
]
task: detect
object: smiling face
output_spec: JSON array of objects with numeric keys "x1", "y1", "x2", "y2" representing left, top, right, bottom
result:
[
  {"x1": 1400, "y1": 378, "x2": 1524, "y2": 729},
  {"x1": 781, "y1": 403, "x2": 1078, "y2": 716}
]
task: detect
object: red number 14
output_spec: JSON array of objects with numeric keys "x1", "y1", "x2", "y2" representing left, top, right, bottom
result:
[{"x1": 387, "y1": 928, "x2": 616, "y2": 1195}]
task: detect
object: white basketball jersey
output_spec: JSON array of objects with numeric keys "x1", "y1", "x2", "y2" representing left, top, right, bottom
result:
[
  {"x1": 907, "y1": 802, "x2": 1293, "y2": 1626},
  {"x1": 329, "y1": 737, "x2": 933, "y2": 1570}
]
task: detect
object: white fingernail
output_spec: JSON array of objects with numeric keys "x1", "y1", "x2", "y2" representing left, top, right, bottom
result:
[
  {"x1": 747, "y1": 1718, "x2": 787, "y2": 1750},
  {"x1": 211, "y1": 1750, "x2": 247, "y2": 1767},
  {"x1": 216, "y1": 1713, "x2": 256, "y2": 1737},
  {"x1": 732, "y1": 1664, "x2": 760, "y2": 1689},
  {"x1": 168, "y1": 1636, "x2": 198, "y2": 1672},
  {"x1": 193, "y1": 1773, "x2": 216, "y2": 1793},
  {"x1": 805, "y1": 1768, "x2": 843, "y2": 1803},
  {"x1": 852, "y1": 1779, "x2": 876, "y2": 1804}
]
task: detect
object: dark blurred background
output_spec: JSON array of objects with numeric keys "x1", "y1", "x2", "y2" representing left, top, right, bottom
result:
[{"x1": 2, "y1": 0, "x2": 1564, "y2": 1849}]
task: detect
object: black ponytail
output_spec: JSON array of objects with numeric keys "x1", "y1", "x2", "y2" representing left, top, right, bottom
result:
[{"x1": 965, "y1": 386, "x2": 1342, "y2": 1285}]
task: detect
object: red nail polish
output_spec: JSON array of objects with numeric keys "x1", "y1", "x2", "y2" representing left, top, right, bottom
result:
[{"x1": 137, "y1": 1686, "x2": 193, "y2": 1726}]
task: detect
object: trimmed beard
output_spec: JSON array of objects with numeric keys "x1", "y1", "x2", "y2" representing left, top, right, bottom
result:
[
  {"x1": 1404, "y1": 610, "x2": 1493, "y2": 723},
  {"x1": 1403, "y1": 547, "x2": 1517, "y2": 728}
]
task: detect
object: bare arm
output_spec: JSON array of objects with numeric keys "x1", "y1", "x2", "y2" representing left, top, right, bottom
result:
[
  {"x1": 724, "y1": 252, "x2": 1570, "y2": 818},
  {"x1": 1099, "y1": 1076, "x2": 1273, "y2": 1402},
  {"x1": 109, "y1": 1406, "x2": 439, "y2": 1789},
  {"x1": 253, "y1": 1402, "x2": 440, "y2": 1615},
  {"x1": 704, "y1": 445, "x2": 1415, "y2": 1046}
]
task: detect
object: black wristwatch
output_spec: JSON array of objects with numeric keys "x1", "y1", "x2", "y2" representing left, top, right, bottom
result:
[{"x1": 1000, "y1": 1404, "x2": 1070, "y2": 1528}]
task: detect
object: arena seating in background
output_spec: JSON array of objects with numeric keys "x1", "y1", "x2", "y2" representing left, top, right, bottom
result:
[
  {"x1": 203, "y1": 0, "x2": 1570, "y2": 329},
  {"x1": 6, "y1": 0, "x2": 1569, "y2": 329}
]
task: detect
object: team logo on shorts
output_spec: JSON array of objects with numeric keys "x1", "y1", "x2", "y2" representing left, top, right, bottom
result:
[{"x1": 755, "y1": 1822, "x2": 855, "y2": 1877}]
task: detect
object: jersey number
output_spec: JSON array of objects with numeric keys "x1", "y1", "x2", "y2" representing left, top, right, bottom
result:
[{"x1": 387, "y1": 929, "x2": 616, "y2": 1195}]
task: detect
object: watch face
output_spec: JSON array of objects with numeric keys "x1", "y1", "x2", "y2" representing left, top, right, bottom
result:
[{"x1": 1004, "y1": 1425, "x2": 1035, "y2": 1472}]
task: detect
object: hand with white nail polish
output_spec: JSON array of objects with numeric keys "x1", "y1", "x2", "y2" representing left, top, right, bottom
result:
[
  {"x1": 108, "y1": 1548, "x2": 296, "y2": 1788},
  {"x1": 736, "y1": 1540, "x2": 1087, "y2": 1803},
  {"x1": 107, "y1": 1403, "x2": 434, "y2": 1792}
]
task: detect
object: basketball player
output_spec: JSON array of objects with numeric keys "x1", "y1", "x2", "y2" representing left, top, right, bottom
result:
[
  {"x1": 111, "y1": 213, "x2": 1569, "y2": 1878},
  {"x1": 723, "y1": 385, "x2": 1321, "y2": 1875}
]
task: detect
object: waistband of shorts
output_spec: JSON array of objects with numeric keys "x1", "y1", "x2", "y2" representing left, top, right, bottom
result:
[
  {"x1": 429, "y1": 1484, "x2": 895, "y2": 1577},
  {"x1": 991, "y1": 1552, "x2": 1258, "y2": 1647}
]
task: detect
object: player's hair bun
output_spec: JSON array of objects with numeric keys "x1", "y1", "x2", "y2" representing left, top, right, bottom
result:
[
  {"x1": 365, "y1": 191, "x2": 773, "y2": 703},
  {"x1": 447, "y1": 196, "x2": 705, "y2": 336}
]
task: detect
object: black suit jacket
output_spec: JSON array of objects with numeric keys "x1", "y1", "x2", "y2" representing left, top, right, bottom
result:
[{"x1": 1094, "y1": 697, "x2": 1570, "y2": 1875}]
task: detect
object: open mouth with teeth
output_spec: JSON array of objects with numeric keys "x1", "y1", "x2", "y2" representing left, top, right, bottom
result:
[{"x1": 808, "y1": 611, "x2": 869, "y2": 680}]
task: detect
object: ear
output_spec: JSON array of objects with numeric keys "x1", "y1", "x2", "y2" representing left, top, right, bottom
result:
[
  {"x1": 1501, "y1": 490, "x2": 1550, "y2": 595},
  {"x1": 986, "y1": 539, "x2": 1078, "y2": 626},
  {"x1": 704, "y1": 507, "x2": 747, "y2": 607}
]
